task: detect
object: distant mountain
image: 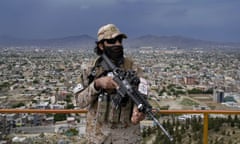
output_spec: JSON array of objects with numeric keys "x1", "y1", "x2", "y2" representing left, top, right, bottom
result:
[
  {"x1": 125, "y1": 35, "x2": 240, "y2": 50},
  {"x1": 0, "y1": 35, "x2": 27, "y2": 45},
  {"x1": 40, "y1": 35, "x2": 96, "y2": 49},
  {"x1": 0, "y1": 35, "x2": 96, "y2": 50},
  {"x1": 0, "y1": 34, "x2": 239, "y2": 50}
]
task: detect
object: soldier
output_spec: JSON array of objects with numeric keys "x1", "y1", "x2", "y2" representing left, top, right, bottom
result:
[{"x1": 74, "y1": 24, "x2": 146, "y2": 144}]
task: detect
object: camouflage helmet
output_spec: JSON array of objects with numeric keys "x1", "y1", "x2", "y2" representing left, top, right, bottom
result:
[{"x1": 97, "y1": 24, "x2": 127, "y2": 42}]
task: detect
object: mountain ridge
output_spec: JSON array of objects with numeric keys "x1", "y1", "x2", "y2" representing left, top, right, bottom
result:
[{"x1": 0, "y1": 34, "x2": 239, "y2": 50}]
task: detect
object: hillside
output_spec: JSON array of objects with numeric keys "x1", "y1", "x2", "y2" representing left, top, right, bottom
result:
[{"x1": 0, "y1": 35, "x2": 240, "y2": 50}]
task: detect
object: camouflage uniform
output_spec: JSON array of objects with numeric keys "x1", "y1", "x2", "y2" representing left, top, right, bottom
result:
[{"x1": 75, "y1": 57, "x2": 142, "y2": 144}]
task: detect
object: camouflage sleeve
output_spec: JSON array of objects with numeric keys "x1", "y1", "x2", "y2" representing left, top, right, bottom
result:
[
  {"x1": 75, "y1": 82, "x2": 100, "y2": 108},
  {"x1": 74, "y1": 59, "x2": 101, "y2": 109}
]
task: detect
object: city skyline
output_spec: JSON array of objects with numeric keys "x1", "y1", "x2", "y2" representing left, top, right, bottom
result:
[{"x1": 0, "y1": 0, "x2": 240, "y2": 43}]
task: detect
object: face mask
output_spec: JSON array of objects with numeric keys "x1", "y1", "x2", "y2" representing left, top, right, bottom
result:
[{"x1": 104, "y1": 45, "x2": 124, "y2": 66}]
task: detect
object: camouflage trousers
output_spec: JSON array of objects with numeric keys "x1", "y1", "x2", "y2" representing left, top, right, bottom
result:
[{"x1": 86, "y1": 123, "x2": 142, "y2": 144}]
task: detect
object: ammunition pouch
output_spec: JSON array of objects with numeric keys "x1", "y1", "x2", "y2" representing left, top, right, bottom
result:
[{"x1": 96, "y1": 92, "x2": 109, "y2": 123}]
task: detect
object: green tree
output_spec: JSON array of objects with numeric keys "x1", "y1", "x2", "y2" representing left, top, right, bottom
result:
[
  {"x1": 12, "y1": 102, "x2": 25, "y2": 108},
  {"x1": 64, "y1": 94, "x2": 73, "y2": 103},
  {"x1": 65, "y1": 128, "x2": 79, "y2": 136},
  {"x1": 54, "y1": 114, "x2": 67, "y2": 121},
  {"x1": 33, "y1": 79, "x2": 39, "y2": 84},
  {"x1": 66, "y1": 103, "x2": 74, "y2": 109}
]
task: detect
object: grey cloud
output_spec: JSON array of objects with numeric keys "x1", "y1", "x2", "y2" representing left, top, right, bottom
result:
[{"x1": 0, "y1": 0, "x2": 239, "y2": 42}]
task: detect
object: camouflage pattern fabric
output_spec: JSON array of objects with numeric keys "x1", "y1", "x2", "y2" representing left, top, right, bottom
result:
[{"x1": 76, "y1": 57, "x2": 142, "y2": 144}]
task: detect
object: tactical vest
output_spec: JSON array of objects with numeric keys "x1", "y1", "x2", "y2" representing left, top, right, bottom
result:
[{"x1": 90, "y1": 57, "x2": 134, "y2": 125}]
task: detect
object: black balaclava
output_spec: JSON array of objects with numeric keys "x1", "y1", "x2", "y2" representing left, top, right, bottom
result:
[{"x1": 104, "y1": 45, "x2": 124, "y2": 66}]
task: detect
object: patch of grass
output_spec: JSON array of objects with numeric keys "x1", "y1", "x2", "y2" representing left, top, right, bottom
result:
[{"x1": 180, "y1": 98, "x2": 199, "y2": 106}]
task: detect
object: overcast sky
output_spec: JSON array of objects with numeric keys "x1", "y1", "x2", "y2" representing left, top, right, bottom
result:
[{"x1": 0, "y1": 0, "x2": 239, "y2": 42}]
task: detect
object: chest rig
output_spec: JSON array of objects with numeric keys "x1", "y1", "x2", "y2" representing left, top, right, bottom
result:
[{"x1": 88, "y1": 57, "x2": 135, "y2": 124}]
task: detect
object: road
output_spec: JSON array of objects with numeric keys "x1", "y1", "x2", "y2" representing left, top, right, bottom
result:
[{"x1": 13, "y1": 123, "x2": 86, "y2": 134}]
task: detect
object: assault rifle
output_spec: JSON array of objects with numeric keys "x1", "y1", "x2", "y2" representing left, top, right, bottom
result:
[{"x1": 101, "y1": 53, "x2": 173, "y2": 141}]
